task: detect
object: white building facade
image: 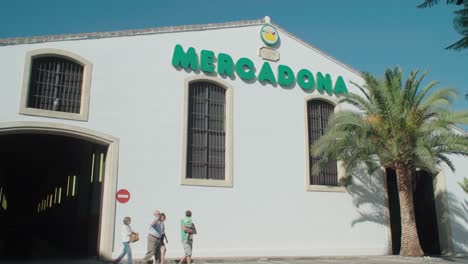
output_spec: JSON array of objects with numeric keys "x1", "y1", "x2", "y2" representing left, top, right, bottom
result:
[{"x1": 0, "y1": 17, "x2": 466, "y2": 260}]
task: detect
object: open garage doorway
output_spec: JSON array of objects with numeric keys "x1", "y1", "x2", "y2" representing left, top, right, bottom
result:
[{"x1": 0, "y1": 133, "x2": 107, "y2": 260}]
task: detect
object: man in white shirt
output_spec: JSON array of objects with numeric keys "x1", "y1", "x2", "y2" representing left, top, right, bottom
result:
[{"x1": 143, "y1": 210, "x2": 163, "y2": 264}]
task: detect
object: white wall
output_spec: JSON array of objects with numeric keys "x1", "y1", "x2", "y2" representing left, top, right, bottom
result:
[
  {"x1": 442, "y1": 155, "x2": 468, "y2": 253},
  {"x1": 0, "y1": 25, "x2": 390, "y2": 258}
]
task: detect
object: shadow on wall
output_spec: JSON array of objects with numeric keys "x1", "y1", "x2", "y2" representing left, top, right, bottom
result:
[
  {"x1": 346, "y1": 167, "x2": 389, "y2": 227},
  {"x1": 437, "y1": 191, "x2": 468, "y2": 254},
  {"x1": 345, "y1": 166, "x2": 468, "y2": 254}
]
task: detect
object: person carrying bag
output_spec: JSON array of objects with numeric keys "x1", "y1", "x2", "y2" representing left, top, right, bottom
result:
[{"x1": 114, "y1": 216, "x2": 136, "y2": 264}]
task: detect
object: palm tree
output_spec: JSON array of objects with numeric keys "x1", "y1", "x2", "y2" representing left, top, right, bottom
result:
[
  {"x1": 418, "y1": 0, "x2": 468, "y2": 50},
  {"x1": 312, "y1": 66, "x2": 468, "y2": 256}
]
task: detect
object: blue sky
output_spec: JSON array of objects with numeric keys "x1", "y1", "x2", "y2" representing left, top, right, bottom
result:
[{"x1": 1, "y1": 0, "x2": 467, "y2": 110}]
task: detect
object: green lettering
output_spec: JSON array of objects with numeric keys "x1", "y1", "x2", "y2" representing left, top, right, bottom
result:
[
  {"x1": 297, "y1": 69, "x2": 315, "y2": 90},
  {"x1": 278, "y1": 65, "x2": 295, "y2": 86},
  {"x1": 316, "y1": 72, "x2": 333, "y2": 95},
  {"x1": 235, "y1": 58, "x2": 255, "y2": 80},
  {"x1": 334, "y1": 76, "x2": 349, "y2": 96},
  {"x1": 200, "y1": 50, "x2": 215, "y2": 73},
  {"x1": 258, "y1": 62, "x2": 277, "y2": 84},
  {"x1": 217, "y1": 53, "x2": 234, "y2": 77},
  {"x1": 171, "y1": 44, "x2": 199, "y2": 71}
]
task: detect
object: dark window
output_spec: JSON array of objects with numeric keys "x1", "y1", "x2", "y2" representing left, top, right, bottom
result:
[
  {"x1": 307, "y1": 100, "x2": 337, "y2": 186},
  {"x1": 186, "y1": 81, "x2": 226, "y2": 180},
  {"x1": 27, "y1": 56, "x2": 84, "y2": 113}
]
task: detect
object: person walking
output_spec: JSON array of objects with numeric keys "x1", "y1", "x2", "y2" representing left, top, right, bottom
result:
[
  {"x1": 143, "y1": 210, "x2": 164, "y2": 264},
  {"x1": 178, "y1": 210, "x2": 196, "y2": 264},
  {"x1": 114, "y1": 216, "x2": 134, "y2": 264},
  {"x1": 159, "y1": 213, "x2": 168, "y2": 264}
]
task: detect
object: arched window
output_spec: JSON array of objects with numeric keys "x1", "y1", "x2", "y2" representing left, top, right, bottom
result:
[
  {"x1": 28, "y1": 56, "x2": 83, "y2": 113},
  {"x1": 186, "y1": 81, "x2": 226, "y2": 181},
  {"x1": 20, "y1": 49, "x2": 92, "y2": 121},
  {"x1": 307, "y1": 100, "x2": 338, "y2": 186}
]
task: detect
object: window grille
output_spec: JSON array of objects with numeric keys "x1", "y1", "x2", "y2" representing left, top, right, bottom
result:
[
  {"x1": 187, "y1": 82, "x2": 226, "y2": 180},
  {"x1": 27, "y1": 56, "x2": 83, "y2": 113},
  {"x1": 308, "y1": 100, "x2": 338, "y2": 186}
]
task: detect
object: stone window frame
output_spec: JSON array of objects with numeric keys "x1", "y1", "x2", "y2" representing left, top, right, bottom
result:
[
  {"x1": 19, "y1": 48, "x2": 93, "y2": 121},
  {"x1": 181, "y1": 76, "x2": 233, "y2": 188}
]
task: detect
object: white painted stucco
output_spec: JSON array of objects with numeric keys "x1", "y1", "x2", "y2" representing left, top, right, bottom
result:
[
  {"x1": 1, "y1": 20, "x2": 464, "y2": 259},
  {"x1": 439, "y1": 155, "x2": 468, "y2": 254}
]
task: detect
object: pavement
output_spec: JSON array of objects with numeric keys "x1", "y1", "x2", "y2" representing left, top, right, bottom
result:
[
  {"x1": 218, "y1": 256, "x2": 468, "y2": 264},
  {"x1": 1, "y1": 256, "x2": 468, "y2": 264}
]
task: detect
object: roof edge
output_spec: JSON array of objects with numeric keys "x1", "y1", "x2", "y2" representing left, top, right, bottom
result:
[
  {"x1": 0, "y1": 17, "x2": 363, "y2": 78},
  {"x1": 0, "y1": 18, "x2": 266, "y2": 46}
]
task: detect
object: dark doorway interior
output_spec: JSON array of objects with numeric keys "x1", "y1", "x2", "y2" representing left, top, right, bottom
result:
[
  {"x1": 0, "y1": 133, "x2": 107, "y2": 260},
  {"x1": 386, "y1": 169, "x2": 441, "y2": 255},
  {"x1": 386, "y1": 169, "x2": 401, "y2": 255}
]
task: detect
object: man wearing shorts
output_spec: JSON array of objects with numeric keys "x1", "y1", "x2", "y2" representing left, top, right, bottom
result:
[{"x1": 178, "y1": 210, "x2": 196, "y2": 264}]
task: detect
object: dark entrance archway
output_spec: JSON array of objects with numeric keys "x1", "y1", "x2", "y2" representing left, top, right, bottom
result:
[
  {"x1": 386, "y1": 169, "x2": 441, "y2": 255},
  {"x1": 0, "y1": 133, "x2": 107, "y2": 260}
]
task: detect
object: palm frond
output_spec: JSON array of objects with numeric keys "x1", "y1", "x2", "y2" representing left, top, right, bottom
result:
[
  {"x1": 420, "y1": 88, "x2": 458, "y2": 109},
  {"x1": 339, "y1": 93, "x2": 374, "y2": 113},
  {"x1": 446, "y1": 36, "x2": 468, "y2": 50},
  {"x1": 418, "y1": 0, "x2": 468, "y2": 50},
  {"x1": 349, "y1": 78, "x2": 372, "y2": 101},
  {"x1": 418, "y1": 0, "x2": 459, "y2": 8},
  {"x1": 403, "y1": 69, "x2": 424, "y2": 107},
  {"x1": 415, "y1": 80, "x2": 440, "y2": 107},
  {"x1": 436, "y1": 153, "x2": 456, "y2": 172},
  {"x1": 414, "y1": 134, "x2": 439, "y2": 171},
  {"x1": 459, "y1": 177, "x2": 468, "y2": 193},
  {"x1": 418, "y1": 0, "x2": 440, "y2": 8},
  {"x1": 437, "y1": 111, "x2": 468, "y2": 124}
]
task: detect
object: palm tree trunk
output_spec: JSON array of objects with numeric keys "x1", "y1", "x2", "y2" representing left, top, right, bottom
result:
[{"x1": 395, "y1": 163, "x2": 424, "y2": 256}]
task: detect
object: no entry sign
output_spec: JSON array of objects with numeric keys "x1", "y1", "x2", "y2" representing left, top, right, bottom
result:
[{"x1": 116, "y1": 189, "x2": 131, "y2": 203}]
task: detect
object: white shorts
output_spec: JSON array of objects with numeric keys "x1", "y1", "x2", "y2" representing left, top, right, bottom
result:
[{"x1": 182, "y1": 240, "x2": 193, "y2": 256}]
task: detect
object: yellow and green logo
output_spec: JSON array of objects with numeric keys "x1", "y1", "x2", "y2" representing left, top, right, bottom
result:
[{"x1": 260, "y1": 24, "x2": 279, "y2": 46}]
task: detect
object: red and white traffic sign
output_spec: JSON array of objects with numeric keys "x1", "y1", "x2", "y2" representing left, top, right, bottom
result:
[{"x1": 116, "y1": 189, "x2": 131, "y2": 203}]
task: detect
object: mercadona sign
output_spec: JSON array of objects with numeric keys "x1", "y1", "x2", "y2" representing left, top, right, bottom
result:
[{"x1": 171, "y1": 44, "x2": 348, "y2": 97}]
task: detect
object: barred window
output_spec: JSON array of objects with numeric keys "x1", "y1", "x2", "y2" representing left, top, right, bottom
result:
[
  {"x1": 307, "y1": 100, "x2": 338, "y2": 186},
  {"x1": 186, "y1": 81, "x2": 226, "y2": 180},
  {"x1": 20, "y1": 49, "x2": 92, "y2": 121},
  {"x1": 28, "y1": 56, "x2": 83, "y2": 113}
]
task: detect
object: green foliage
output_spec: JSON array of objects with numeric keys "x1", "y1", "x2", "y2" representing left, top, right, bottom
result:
[
  {"x1": 312, "y1": 66, "x2": 468, "y2": 178},
  {"x1": 418, "y1": 0, "x2": 468, "y2": 50},
  {"x1": 460, "y1": 177, "x2": 468, "y2": 193},
  {"x1": 417, "y1": 0, "x2": 464, "y2": 8}
]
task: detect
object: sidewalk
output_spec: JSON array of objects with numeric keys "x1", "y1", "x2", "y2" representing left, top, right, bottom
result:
[
  {"x1": 155, "y1": 256, "x2": 468, "y2": 264},
  {"x1": 200, "y1": 256, "x2": 468, "y2": 264},
  {"x1": 2, "y1": 256, "x2": 468, "y2": 264}
]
